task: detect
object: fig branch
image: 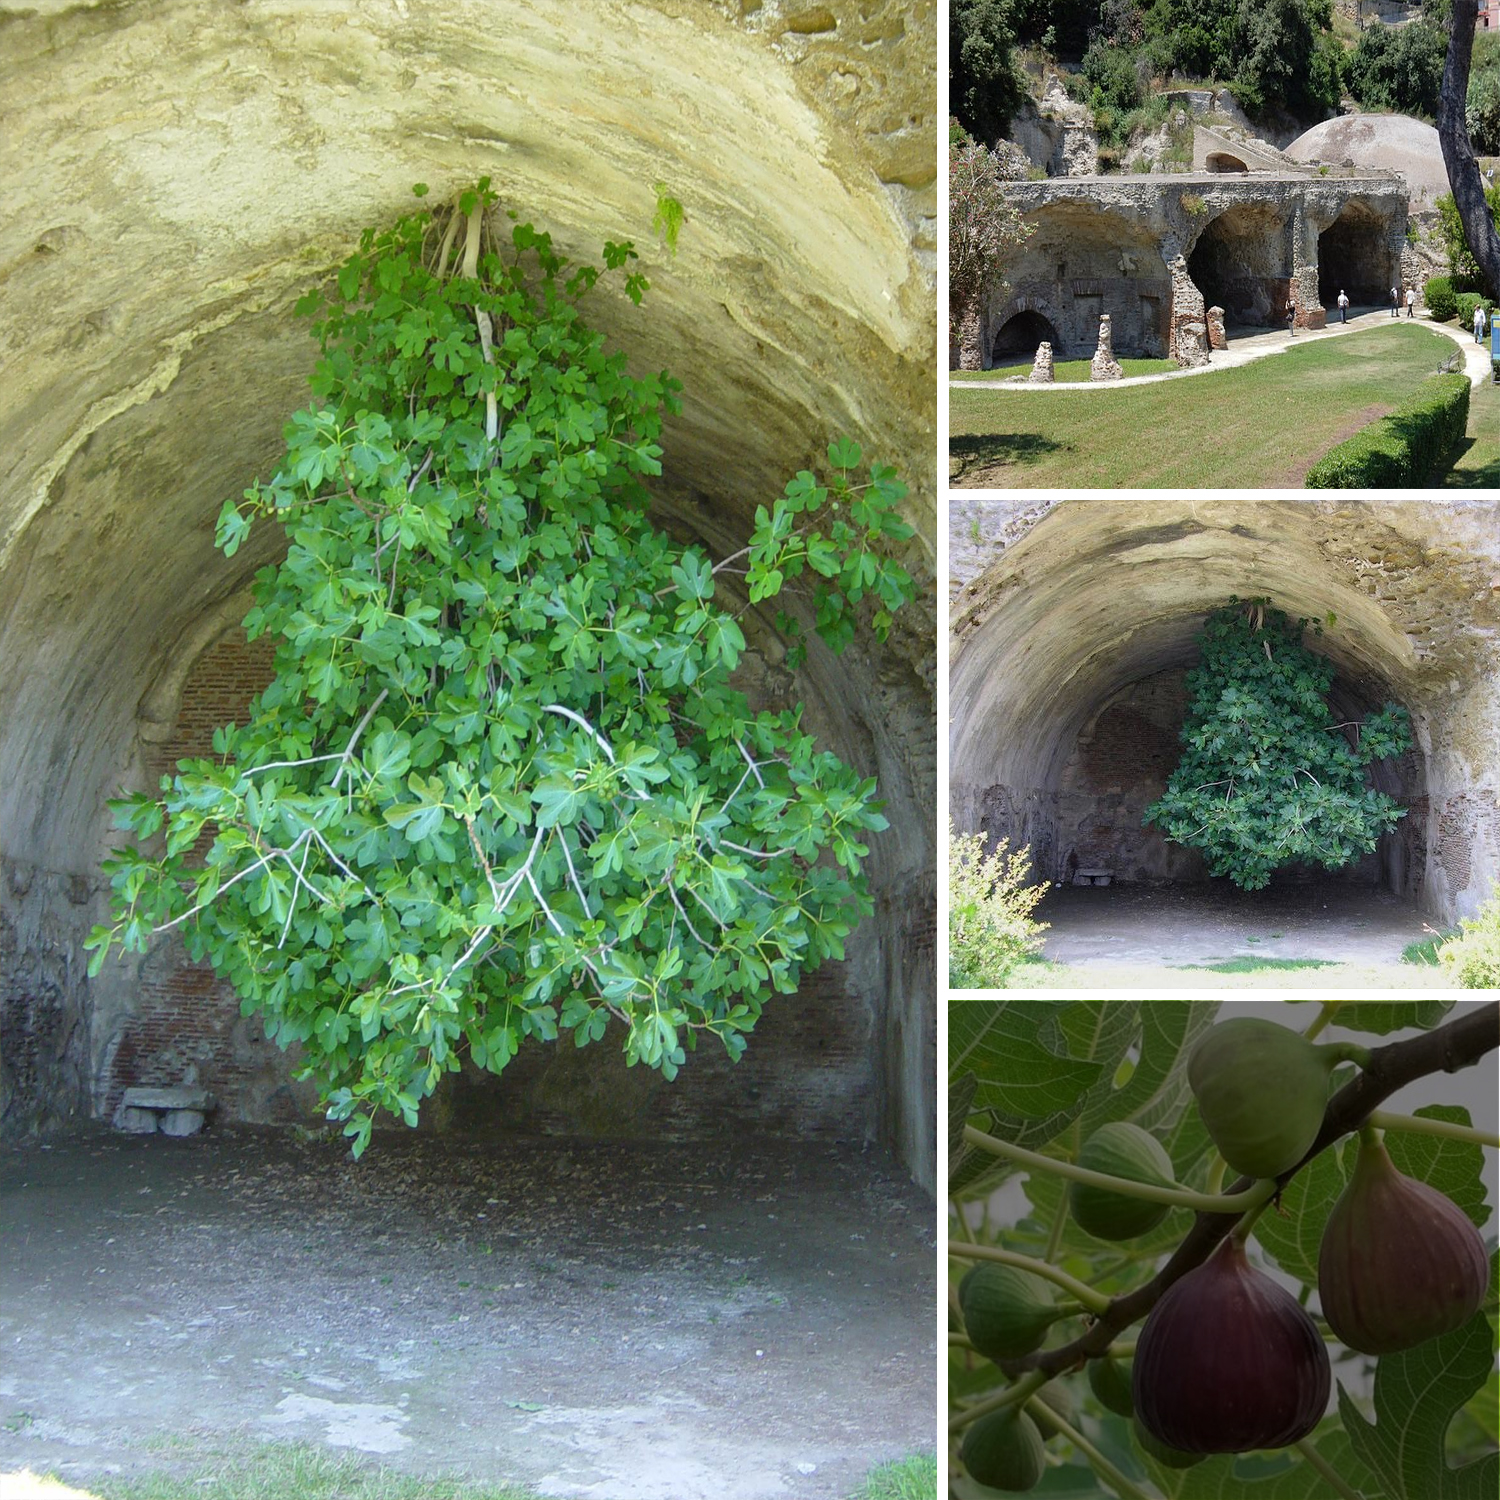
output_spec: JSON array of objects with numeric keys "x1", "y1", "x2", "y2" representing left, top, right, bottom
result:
[{"x1": 997, "y1": 1000, "x2": 1500, "y2": 1379}]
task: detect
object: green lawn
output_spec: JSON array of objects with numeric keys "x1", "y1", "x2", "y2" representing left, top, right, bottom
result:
[
  {"x1": 950, "y1": 322, "x2": 1459, "y2": 487},
  {"x1": 1436, "y1": 368, "x2": 1500, "y2": 487},
  {"x1": 950, "y1": 356, "x2": 1178, "y2": 383}
]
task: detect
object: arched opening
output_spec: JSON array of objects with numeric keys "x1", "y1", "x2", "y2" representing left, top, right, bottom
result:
[
  {"x1": 991, "y1": 309, "x2": 1061, "y2": 367},
  {"x1": 997, "y1": 199, "x2": 1170, "y2": 358},
  {"x1": 1205, "y1": 151, "x2": 1249, "y2": 173},
  {"x1": 1187, "y1": 202, "x2": 1291, "y2": 327},
  {"x1": 1318, "y1": 199, "x2": 1393, "y2": 309},
  {"x1": 952, "y1": 501, "x2": 1500, "y2": 978}
]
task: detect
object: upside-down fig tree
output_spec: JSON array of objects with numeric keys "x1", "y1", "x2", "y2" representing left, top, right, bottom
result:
[
  {"x1": 1144, "y1": 600, "x2": 1412, "y2": 890},
  {"x1": 87, "y1": 181, "x2": 918, "y2": 1155}
]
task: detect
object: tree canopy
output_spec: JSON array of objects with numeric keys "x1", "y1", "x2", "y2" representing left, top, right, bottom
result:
[
  {"x1": 88, "y1": 182, "x2": 918, "y2": 1154},
  {"x1": 1144, "y1": 601, "x2": 1411, "y2": 890}
]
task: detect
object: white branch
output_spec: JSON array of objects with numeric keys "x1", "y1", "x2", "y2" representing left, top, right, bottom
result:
[
  {"x1": 331, "y1": 689, "x2": 390, "y2": 789},
  {"x1": 542, "y1": 703, "x2": 651, "y2": 803},
  {"x1": 557, "y1": 831, "x2": 593, "y2": 918},
  {"x1": 668, "y1": 884, "x2": 707, "y2": 946},
  {"x1": 737, "y1": 740, "x2": 766, "y2": 789}
]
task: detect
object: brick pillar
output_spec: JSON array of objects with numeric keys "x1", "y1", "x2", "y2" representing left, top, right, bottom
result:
[
  {"x1": 1290, "y1": 203, "x2": 1325, "y2": 330},
  {"x1": 1167, "y1": 255, "x2": 1207, "y2": 362}
]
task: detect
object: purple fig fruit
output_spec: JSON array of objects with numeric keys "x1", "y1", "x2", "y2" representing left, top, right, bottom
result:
[
  {"x1": 1318, "y1": 1132, "x2": 1488, "y2": 1354},
  {"x1": 1134, "y1": 1237, "x2": 1330, "y2": 1453}
]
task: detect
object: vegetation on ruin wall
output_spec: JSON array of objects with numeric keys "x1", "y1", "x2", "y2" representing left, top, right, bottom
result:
[
  {"x1": 1144, "y1": 602, "x2": 1412, "y2": 890},
  {"x1": 86, "y1": 182, "x2": 917, "y2": 1155},
  {"x1": 949, "y1": 999, "x2": 1499, "y2": 1499},
  {"x1": 949, "y1": 324, "x2": 1459, "y2": 488},
  {"x1": 1305, "y1": 372, "x2": 1471, "y2": 488}
]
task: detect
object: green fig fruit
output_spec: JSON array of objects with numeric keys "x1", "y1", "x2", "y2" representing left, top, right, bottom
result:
[
  {"x1": 1188, "y1": 1017, "x2": 1345, "y2": 1178},
  {"x1": 1027, "y1": 1381, "x2": 1076, "y2": 1442},
  {"x1": 1068, "y1": 1122, "x2": 1177, "y2": 1240},
  {"x1": 1133, "y1": 1419, "x2": 1206, "y2": 1469},
  {"x1": 960, "y1": 1406, "x2": 1046, "y2": 1492},
  {"x1": 1318, "y1": 1131, "x2": 1488, "y2": 1354},
  {"x1": 960, "y1": 1263, "x2": 1066, "y2": 1361},
  {"x1": 1087, "y1": 1355, "x2": 1134, "y2": 1419}
]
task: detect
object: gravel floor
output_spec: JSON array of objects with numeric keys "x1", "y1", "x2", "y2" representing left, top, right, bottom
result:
[{"x1": 0, "y1": 1128, "x2": 936, "y2": 1500}]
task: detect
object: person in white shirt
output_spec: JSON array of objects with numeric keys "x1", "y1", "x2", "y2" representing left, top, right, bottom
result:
[
  {"x1": 1405, "y1": 286, "x2": 1417, "y2": 318},
  {"x1": 1337, "y1": 289, "x2": 1349, "y2": 323},
  {"x1": 1475, "y1": 303, "x2": 1489, "y2": 344}
]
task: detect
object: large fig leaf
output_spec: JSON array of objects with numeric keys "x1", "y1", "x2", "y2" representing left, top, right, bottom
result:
[
  {"x1": 1383, "y1": 1105, "x2": 1490, "y2": 1230},
  {"x1": 1339, "y1": 1299, "x2": 1500, "y2": 1500},
  {"x1": 1079, "y1": 999, "x2": 1219, "y2": 1138},
  {"x1": 1289, "y1": 1000, "x2": 1454, "y2": 1035},
  {"x1": 1254, "y1": 1136, "x2": 1350, "y2": 1288},
  {"x1": 1142, "y1": 1425, "x2": 1381, "y2": 1499}
]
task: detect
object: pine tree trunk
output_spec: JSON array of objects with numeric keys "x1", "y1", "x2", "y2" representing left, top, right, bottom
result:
[
  {"x1": 957, "y1": 296, "x2": 985, "y2": 371},
  {"x1": 1439, "y1": 1, "x2": 1500, "y2": 299}
]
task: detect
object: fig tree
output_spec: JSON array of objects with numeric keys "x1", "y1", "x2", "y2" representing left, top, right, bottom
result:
[
  {"x1": 1068, "y1": 1122, "x2": 1177, "y2": 1240},
  {"x1": 1188, "y1": 1017, "x2": 1351, "y2": 1178},
  {"x1": 959, "y1": 1406, "x2": 1045, "y2": 1492},
  {"x1": 959, "y1": 1263, "x2": 1069, "y2": 1361},
  {"x1": 1318, "y1": 1130, "x2": 1488, "y2": 1354},
  {"x1": 1026, "y1": 1381, "x2": 1075, "y2": 1442},
  {"x1": 1134, "y1": 1236, "x2": 1330, "y2": 1453}
]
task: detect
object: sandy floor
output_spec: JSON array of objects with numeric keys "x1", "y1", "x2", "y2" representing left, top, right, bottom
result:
[
  {"x1": 0, "y1": 1130, "x2": 936, "y2": 1500},
  {"x1": 1026, "y1": 883, "x2": 1449, "y2": 989}
]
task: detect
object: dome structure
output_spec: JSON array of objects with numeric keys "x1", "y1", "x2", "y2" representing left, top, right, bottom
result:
[{"x1": 1285, "y1": 114, "x2": 1448, "y2": 211}]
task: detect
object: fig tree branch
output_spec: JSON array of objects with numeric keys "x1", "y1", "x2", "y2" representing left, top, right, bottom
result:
[{"x1": 998, "y1": 1001, "x2": 1500, "y2": 1379}]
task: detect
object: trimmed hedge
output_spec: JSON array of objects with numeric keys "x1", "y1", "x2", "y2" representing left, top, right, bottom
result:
[
  {"x1": 1424, "y1": 275, "x2": 1457, "y2": 321},
  {"x1": 1305, "y1": 374, "x2": 1471, "y2": 487}
]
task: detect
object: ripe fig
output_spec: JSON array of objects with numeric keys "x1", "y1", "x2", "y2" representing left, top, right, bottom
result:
[
  {"x1": 1188, "y1": 1017, "x2": 1348, "y2": 1178},
  {"x1": 1087, "y1": 1354, "x2": 1134, "y2": 1419},
  {"x1": 959, "y1": 1263, "x2": 1067, "y2": 1361},
  {"x1": 1132, "y1": 1419, "x2": 1206, "y2": 1469},
  {"x1": 1134, "y1": 1236, "x2": 1330, "y2": 1453},
  {"x1": 959, "y1": 1406, "x2": 1045, "y2": 1492},
  {"x1": 1318, "y1": 1131, "x2": 1488, "y2": 1354},
  {"x1": 1026, "y1": 1381, "x2": 1075, "y2": 1442},
  {"x1": 1068, "y1": 1122, "x2": 1177, "y2": 1240}
]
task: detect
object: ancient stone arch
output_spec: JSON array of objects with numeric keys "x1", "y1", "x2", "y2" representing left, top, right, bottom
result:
[
  {"x1": 990, "y1": 298, "x2": 1066, "y2": 364},
  {"x1": 1205, "y1": 151, "x2": 1250, "y2": 173},
  {"x1": 1186, "y1": 200, "x2": 1294, "y2": 327}
]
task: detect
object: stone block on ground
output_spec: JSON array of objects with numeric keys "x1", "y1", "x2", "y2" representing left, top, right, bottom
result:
[
  {"x1": 117, "y1": 1106, "x2": 159, "y2": 1134},
  {"x1": 1089, "y1": 314, "x2": 1123, "y2": 381},
  {"x1": 160, "y1": 1109, "x2": 207, "y2": 1136},
  {"x1": 1175, "y1": 321, "x2": 1210, "y2": 368},
  {"x1": 1207, "y1": 306, "x2": 1227, "y2": 350},
  {"x1": 1029, "y1": 342, "x2": 1054, "y2": 382}
]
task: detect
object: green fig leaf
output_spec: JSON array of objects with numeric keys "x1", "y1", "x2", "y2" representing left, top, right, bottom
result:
[
  {"x1": 1254, "y1": 1135, "x2": 1349, "y2": 1287},
  {"x1": 1290, "y1": 1000, "x2": 1454, "y2": 1035},
  {"x1": 1383, "y1": 1105, "x2": 1491, "y2": 1231},
  {"x1": 949, "y1": 1071, "x2": 978, "y2": 1182},
  {"x1": 1141, "y1": 1424, "x2": 1381, "y2": 1498},
  {"x1": 1080, "y1": 999, "x2": 1220, "y2": 1138},
  {"x1": 1339, "y1": 1301, "x2": 1500, "y2": 1500}
]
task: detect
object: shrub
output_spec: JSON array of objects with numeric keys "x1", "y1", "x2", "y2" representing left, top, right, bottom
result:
[
  {"x1": 1305, "y1": 375, "x2": 1471, "y2": 488},
  {"x1": 949, "y1": 826, "x2": 1049, "y2": 989},
  {"x1": 1424, "y1": 275, "x2": 1458, "y2": 323},
  {"x1": 1440, "y1": 890, "x2": 1500, "y2": 988},
  {"x1": 1454, "y1": 292, "x2": 1496, "y2": 329}
]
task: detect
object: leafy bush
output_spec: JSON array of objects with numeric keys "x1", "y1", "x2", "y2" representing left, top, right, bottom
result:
[
  {"x1": 1305, "y1": 375, "x2": 1471, "y2": 488},
  {"x1": 1144, "y1": 601, "x2": 1412, "y2": 890},
  {"x1": 1425, "y1": 276, "x2": 1458, "y2": 323},
  {"x1": 1455, "y1": 292, "x2": 1497, "y2": 330},
  {"x1": 1440, "y1": 891, "x2": 1500, "y2": 988},
  {"x1": 949, "y1": 827, "x2": 1048, "y2": 989},
  {"x1": 1345, "y1": 18, "x2": 1446, "y2": 118},
  {"x1": 1436, "y1": 186, "x2": 1500, "y2": 287},
  {"x1": 87, "y1": 182, "x2": 918, "y2": 1154},
  {"x1": 951, "y1": 0, "x2": 1027, "y2": 144},
  {"x1": 1466, "y1": 28, "x2": 1500, "y2": 156}
]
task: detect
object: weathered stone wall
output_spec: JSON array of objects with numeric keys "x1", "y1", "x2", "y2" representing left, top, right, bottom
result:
[
  {"x1": 978, "y1": 173, "x2": 1407, "y2": 364},
  {"x1": 0, "y1": 0, "x2": 938, "y2": 1188},
  {"x1": 951, "y1": 500, "x2": 1500, "y2": 927}
]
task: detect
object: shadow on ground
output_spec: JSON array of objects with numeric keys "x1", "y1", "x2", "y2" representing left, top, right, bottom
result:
[
  {"x1": 0, "y1": 1131, "x2": 935, "y2": 1500},
  {"x1": 948, "y1": 433, "x2": 1065, "y2": 483}
]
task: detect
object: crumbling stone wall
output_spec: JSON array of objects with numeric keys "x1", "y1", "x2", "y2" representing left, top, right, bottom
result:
[{"x1": 978, "y1": 173, "x2": 1407, "y2": 364}]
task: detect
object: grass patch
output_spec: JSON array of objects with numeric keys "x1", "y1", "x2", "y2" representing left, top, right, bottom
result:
[
  {"x1": 852, "y1": 1453, "x2": 936, "y2": 1500},
  {"x1": 1402, "y1": 929, "x2": 1461, "y2": 966},
  {"x1": 46, "y1": 1444, "x2": 537, "y2": 1500},
  {"x1": 950, "y1": 323, "x2": 1456, "y2": 487},
  {"x1": 950, "y1": 357, "x2": 1179, "y2": 384},
  {"x1": 1436, "y1": 373, "x2": 1500, "y2": 488},
  {"x1": 1173, "y1": 957, "x2": 1339, "y2": 974}
]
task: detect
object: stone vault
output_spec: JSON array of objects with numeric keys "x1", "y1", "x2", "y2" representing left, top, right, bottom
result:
[
  {"x1": 950, "y1": 499, "x2": 1500, "y2": 928},
  {"x1": 0, "y1": 0, "x2": 938, "y2": 1188}
]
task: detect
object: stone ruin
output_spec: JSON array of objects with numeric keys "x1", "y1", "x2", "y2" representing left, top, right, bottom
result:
[
  {"x1": 1029, "y1": 342, "x2": 1054, "y2": 382},
  {"x1": 1090, "y1": 315, "x2": 1123, "y2": 380},
  {"x1": 976, "y1": 172, "x2": 1408, "y2": 368}
]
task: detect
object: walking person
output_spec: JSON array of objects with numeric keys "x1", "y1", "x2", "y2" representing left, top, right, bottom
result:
[
  {"x1": 1337, "y1": 288, "x2": 1349, "y2": 323},
  {"x1": 1405, "y1": 285, "x2": 1416, "y2": 318},
  {"x1": 1475, "y1": 302, "x2": 1489, "y2": 344},
  {"x1": 1390, "y1": 285, "x2": 1400, "y2": 318},
  {"x1": 1286, "y1": 297, "x2": 1296, "y2": 337}
]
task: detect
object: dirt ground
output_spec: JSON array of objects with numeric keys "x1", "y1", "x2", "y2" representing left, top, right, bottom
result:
[
  {"x1": 1029, "y1": 883, "x2": 1449, "y2": 989},
  {"x1": 0, "y1": 1129, "x2": 936, "y2": 1499}
]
